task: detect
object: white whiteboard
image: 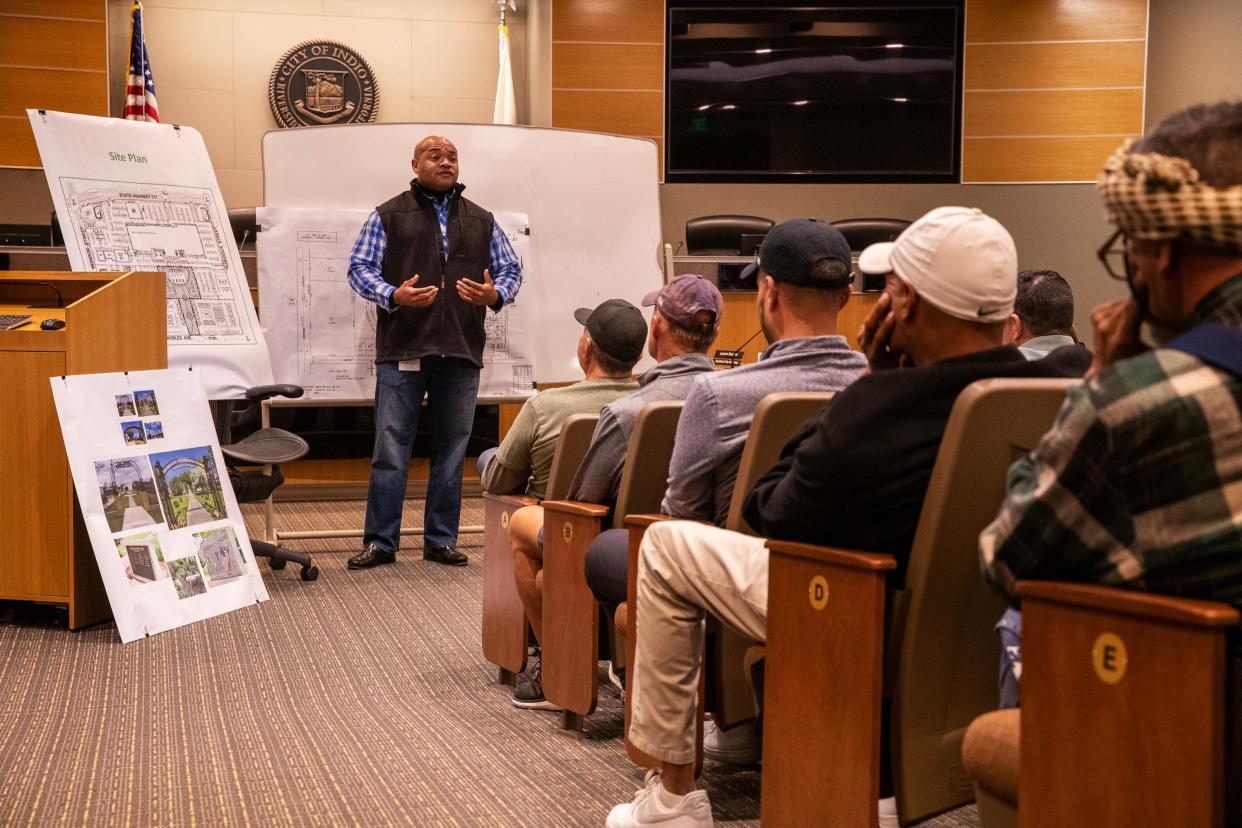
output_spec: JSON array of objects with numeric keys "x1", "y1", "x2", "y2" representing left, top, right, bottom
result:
[{"x1": 262, "y1": 123, "x2": 664, "y2": 383}]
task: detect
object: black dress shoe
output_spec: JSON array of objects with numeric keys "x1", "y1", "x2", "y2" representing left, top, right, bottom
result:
[
  {"x1": 423, "y1": 544, "x2": 468, "y2": 566},
  {"x1": 347, "y1": 544, "x2": 395, "y2": 570}
]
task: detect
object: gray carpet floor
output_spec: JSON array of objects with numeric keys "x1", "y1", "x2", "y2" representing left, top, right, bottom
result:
[{"x1": 0, "y1": 497, "x2": 978, "y2": 827}]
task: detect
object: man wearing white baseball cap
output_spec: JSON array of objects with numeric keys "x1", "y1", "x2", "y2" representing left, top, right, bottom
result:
[{"x1": 607, "y1": 206, "x2": 1085, "y2": 828}]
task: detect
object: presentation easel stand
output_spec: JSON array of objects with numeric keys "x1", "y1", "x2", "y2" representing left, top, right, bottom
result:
[{"x1": 0, "y1": 270, "x2": 166, "y2": 627}]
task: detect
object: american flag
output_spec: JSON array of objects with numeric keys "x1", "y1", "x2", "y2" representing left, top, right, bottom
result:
[{"x1": 123, "y1": 2, "x2": 159, "y2": 122}]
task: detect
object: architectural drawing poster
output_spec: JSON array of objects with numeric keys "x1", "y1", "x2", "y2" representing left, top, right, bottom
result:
[
  {"x1": 52, "y1": 368, "x2": 269, "y2": 643},
  {"x1": 29, "y1": 109, "x2": 274, "y2": 399},
  {"x1": 257, "y1": 206, "x2": 535, "y2": 399}
]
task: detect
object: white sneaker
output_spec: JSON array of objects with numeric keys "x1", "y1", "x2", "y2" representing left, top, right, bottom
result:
[
  {"x1": 702, "y1": 719, "x2": 760, "y2": 765},
  {"x1": 605, "y1": 770, "x2": 714, "y2": 828},
  {"x1": 878, "y1": 796, "x2": 898, "y2": 828}
]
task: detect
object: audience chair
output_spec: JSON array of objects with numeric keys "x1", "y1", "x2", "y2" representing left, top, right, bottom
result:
[
  {"x1": 830, "y1": 218, "x2": 911, "y2": 291},
  {"x1": 218, "y1": 384, "x2": 318, "y2": 581},
  {"x1": 482, "y1": 413, "x2": 599, "y2": 685},
  {"x1": 622, "y1": 391, "x2": 835, "y2": 766},
  {"x1": 963, "y1": 582, "x2": 1239, "y2": 828},
  {"x1": 541, "y1": 401, "x2": 686, "y2": 732},
  {"x1": 762, "y1": 378, "x2": 1076, "y2": 826},
  {"x1": 685, "y1": 215, "x2": 775, "y2": 255}
]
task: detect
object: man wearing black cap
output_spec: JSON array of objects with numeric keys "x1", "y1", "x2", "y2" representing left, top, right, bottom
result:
[
  {"x1": 485, "y1": 300, "x2": 644, "y2": 709},
  {"x1": 480, "y1": 299, "x2": 645, "y2": 499}
]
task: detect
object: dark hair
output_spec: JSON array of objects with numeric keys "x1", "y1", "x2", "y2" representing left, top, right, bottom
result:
[
  {"x1": 589, "y1": 335, "x2": 639, "y2": 377},
  {"x1": 1015, "y1": 269, "x2": 1075, "y2": 336},
  {"x1": 778, "y1": 258, "x2": 852, "y2": 309},
  {"x1": 1134, "y1": 101, "x2": 1242, "y2": 187},
  {"x1": 661, "y1": 308, "x2": 718, "y2": 352}
]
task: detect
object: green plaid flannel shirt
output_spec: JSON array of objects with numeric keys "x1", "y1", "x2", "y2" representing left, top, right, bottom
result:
[{"x1": 981, "y1": 272, "x2": 1242, "y2": 608}]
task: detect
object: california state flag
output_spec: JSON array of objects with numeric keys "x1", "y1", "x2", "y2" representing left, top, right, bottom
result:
[{"x1": 493, "y1": 22, "x2": 517, "y2": 125}]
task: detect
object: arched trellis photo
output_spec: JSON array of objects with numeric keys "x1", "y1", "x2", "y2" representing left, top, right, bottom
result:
[
  {"x1": 149, "y1": 445, "x2": 227, "y2": 530},
  {"x1": 93, "y1": 456, "x2": 164, "y2": 533}
]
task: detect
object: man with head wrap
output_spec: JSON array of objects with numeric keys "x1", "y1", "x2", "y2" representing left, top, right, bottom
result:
[{"x1": 980, "y1": 100, "x2": 1242, "y2": 611}]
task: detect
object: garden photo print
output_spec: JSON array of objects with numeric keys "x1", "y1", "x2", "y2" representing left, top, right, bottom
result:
[{"x1": 51, "y1": 368, "x2": 269, "y2": 642}]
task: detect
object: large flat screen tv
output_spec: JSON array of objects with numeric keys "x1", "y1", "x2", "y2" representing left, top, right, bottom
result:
[{"x1": 666, "y1": 2, "x2": 963, "y2": 183}]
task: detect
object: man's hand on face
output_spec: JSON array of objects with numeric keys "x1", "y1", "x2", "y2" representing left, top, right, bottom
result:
[
  {"x1": 457, "y1": 268, "x2": 499, "y2": 307},
  {"x1": 858, "y1": 292, "x2": 907, "y2": 372},
  {"x1": 1087, "y1": 297, "x2": 1147, "y2": 378},
  {"x1": 393, "y1": 274, "x2": 438, "y2": 308}
]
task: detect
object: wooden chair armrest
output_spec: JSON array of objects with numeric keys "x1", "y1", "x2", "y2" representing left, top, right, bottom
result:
[
  {"x1": 765, "y1": 539, "x2": 897, "y2": 572},
  {"x1": 542, "y1": 499, "x2": 610, "y2": 519},
  {"x1": 624, "y1": 512, "x2": 674, "y2": 529},
  {"x1": 1017, "y1": 581, "x2": 1240, "y2": 627},
  {"x1": 482, "y1": 492, "x2": 538, "y2": 509}
]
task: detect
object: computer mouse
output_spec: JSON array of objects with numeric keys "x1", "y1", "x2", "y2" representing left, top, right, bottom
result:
[{"x1": 40, "y1": 318, "x2": 65, "y2": 330}]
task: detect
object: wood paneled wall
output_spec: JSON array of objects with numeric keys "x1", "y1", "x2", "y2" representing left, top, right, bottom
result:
[
  {"x1": 550, "y1": 0, "x2": 664, "y2": 179},
  {"x1": 961, "y1": 0, "x2": 1148, "y2": 183},
  {"x1": 0, "y1": 0, "x2": 109, "y2": 168},
  {"x1": 549, "y1": 0, "x2": 1148, "y2": 185}
]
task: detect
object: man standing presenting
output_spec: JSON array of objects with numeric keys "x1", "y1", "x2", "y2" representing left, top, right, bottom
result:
[{"x1": 347, "y1": 135, "x2": 522, "y2": 570}]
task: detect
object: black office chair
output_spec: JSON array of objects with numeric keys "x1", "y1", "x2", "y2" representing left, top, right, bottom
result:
[
  {"x1": 830, "y1": 217, "x2": 911, "y2": 291},
  {"x1": 227, "y1": 208, "x2": 258, "y2": 250},
  {"x1": 218, "y1": 384, "x2": 319, "y2": 581},
  {"x1": 685, "y1": 215, "x2": 775, "y2": 255}
]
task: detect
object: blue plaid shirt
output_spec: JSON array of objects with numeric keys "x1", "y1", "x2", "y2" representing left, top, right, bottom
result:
[{"x1": 347, "y1": 187, "x2": 522, "y2": 312}]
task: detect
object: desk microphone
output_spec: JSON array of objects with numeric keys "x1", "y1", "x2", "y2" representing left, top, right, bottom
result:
[
  {"x1": 3, "y1": 279, "x2": 64, "y2": 308},
  {"x1": 713, "y1": 327, "x2": 764, "y2": 368}
]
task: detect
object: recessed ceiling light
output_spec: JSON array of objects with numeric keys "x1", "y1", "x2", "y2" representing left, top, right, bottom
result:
[
  {"x1": 721, "y1": 104, "x2": 737, "y2": 110},
  {"x1": 886, "y1": 43, "x2": 904, "y2": 49},
  {"x1": 697, "y1": 104, "x2": 711, "y2": 111},
  {"x1": 793, "y1": 100, "x2": 810, "y2": 106},
  {"x1": 892, "y1": 97, "x2": 909, "y2": 103},
  {"x1": 755, "y1": 48, "x2": 773, "y2": 54}
]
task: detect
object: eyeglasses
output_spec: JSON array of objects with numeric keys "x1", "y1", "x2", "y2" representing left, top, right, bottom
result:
[{"x1": 1096, "y1": 229, "x2": 1130, "y2": 281}]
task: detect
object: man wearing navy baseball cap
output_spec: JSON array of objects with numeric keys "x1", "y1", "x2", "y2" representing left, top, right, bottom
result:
[{"x1": 589, "y1": 218, "x2": 867, "y2": 773}]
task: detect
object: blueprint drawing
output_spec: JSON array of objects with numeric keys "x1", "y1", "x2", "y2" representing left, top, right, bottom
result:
[{"x1": 60, "y1": 178, "x2": 256, "y2": 344}]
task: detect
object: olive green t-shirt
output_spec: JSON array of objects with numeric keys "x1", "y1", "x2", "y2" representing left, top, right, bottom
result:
[{"x1": 480, "y1": 377, "x2": 638, "y2": 500}]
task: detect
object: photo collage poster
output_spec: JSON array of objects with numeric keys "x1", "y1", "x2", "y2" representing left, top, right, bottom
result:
[{"x1": 52, "y1": 368, "x2": 269, "y2": 642}]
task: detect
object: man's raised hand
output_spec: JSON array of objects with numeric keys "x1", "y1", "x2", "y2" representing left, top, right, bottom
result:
[
  {"x1": 393, "y1": 274, "x2": 438, "y2": 308},
  {"x1": 858, "y1": 292, "x2": 904, "y2": 372},
  {"x1": 457, "y1": 268, "x2": 500, "y2": 307}
]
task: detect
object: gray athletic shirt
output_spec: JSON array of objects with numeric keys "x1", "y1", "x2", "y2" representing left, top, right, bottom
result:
[
  {"x1": 661, "y1": 335, "x2": 867, "y2": 525},
  {"x1": 566, "y1": 352, "x2": 716, "y2": 506}
]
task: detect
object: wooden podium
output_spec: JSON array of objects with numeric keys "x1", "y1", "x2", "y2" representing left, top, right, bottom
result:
[{"x1": 0, "y1": 271, "x2": 166, "y2": 628}]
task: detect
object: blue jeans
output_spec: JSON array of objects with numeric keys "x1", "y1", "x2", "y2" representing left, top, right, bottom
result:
[
  {"x1": 476, "y1": 447, "x2": 497, "y2": 478},
  {"x1": 364, "y1": 357, "x2": 480, "y2": 552},
  {"x1": 996, "y1": 607, "x2": 1023, "y2": 709}
]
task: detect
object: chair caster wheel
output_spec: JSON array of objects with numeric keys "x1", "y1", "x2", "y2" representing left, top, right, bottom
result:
[
  {"x1": 269, "y1": 557, "x2": 287, "y2": 570},
  {"x1": 300, "y1": 565, "x2": 319, "y2": 582}
]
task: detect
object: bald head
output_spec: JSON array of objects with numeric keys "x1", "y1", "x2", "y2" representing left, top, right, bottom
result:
[{"x1": 412, "y1": 135, "x2": 459, "y2": 192}]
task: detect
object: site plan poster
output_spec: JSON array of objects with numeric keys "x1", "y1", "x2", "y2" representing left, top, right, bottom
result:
[
  {"x1": 257, "y1": 206, "x2": 536, "y2": 399},
  {"x1": 52, "y1": 368, "x2": 269, "y2": 643},
  {"x1": 29, "y1": 109, "x2": 274, "y2": 399}
]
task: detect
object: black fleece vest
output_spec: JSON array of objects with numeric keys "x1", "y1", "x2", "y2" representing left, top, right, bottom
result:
[{"x1": 374, "y1": 182, "x2": 495, "y2": 367}]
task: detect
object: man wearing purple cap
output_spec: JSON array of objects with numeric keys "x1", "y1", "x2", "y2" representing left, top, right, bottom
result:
[{"x1": 508, "y1": 275, "x2": 723, "y2": 711}]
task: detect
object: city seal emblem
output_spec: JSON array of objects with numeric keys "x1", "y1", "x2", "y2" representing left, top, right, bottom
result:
[{"x1": 269, "y1": 40, "x2": 379, "y2": 128}]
